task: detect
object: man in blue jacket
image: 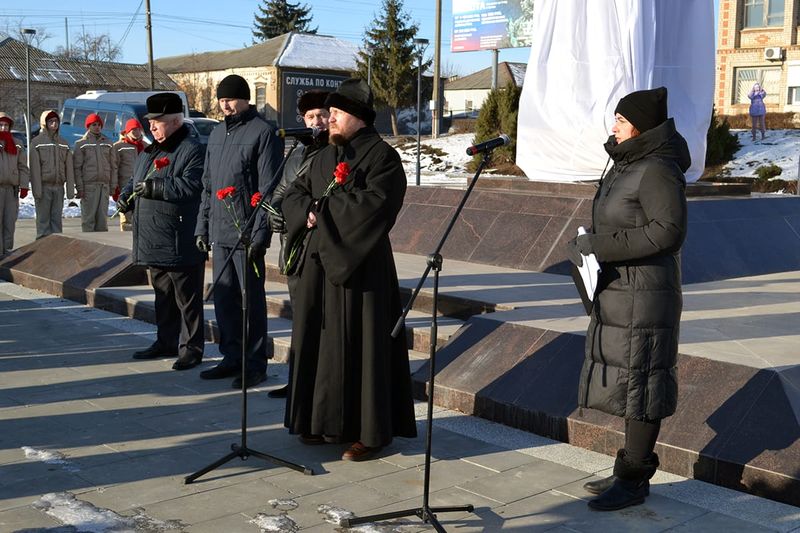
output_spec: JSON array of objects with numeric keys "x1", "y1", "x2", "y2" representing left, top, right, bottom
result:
[
  {"x1": 195, "y1": 74, "x2": 283, "y2": 389},
  {"x1": 117, "y1": 93, "x2": 207, "y2": 371}
]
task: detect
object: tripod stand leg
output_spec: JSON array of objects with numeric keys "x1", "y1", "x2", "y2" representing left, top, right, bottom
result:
[
  {"x1": 184, "y1": 449, "x2": 241, "y2": 484},
  {"x1": 247, "y1": 448, "x2": 314, "y2": 475},
  {"x1": 341, "y1": 504, "x2": 474, "y2": 529}
]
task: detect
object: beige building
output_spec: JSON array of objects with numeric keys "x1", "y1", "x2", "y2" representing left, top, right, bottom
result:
[
  {"x1": 155, "y1": 32, "x2": 358, "y2": 126},
  {"x1": 716, "y1": 0, "x2": 800, "y2": 115},
  {"x1": 444, "y1": 62, "x2": 526, "y2": 118}
]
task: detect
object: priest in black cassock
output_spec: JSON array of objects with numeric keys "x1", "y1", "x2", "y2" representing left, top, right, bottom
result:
[{"x1": 281, "y1": 78, "x2": 417, "y2": 461}]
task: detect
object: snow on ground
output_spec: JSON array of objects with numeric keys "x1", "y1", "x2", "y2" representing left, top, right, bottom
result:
[
  {"x1": 723, "y1": 129, "x2": 800, "y2": 183},
  {"x1": 17, "y1": 129, "x2": 798, "y2": 221}
]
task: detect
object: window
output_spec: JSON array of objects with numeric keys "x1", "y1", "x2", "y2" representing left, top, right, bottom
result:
[
  {"x1": 73, "y1": 109, "x2": 91, "y2": 129},
  {"x1": 787, "y1": 64, "x2": 800, "y2": 105},
  {"x1": 61, "y1": 107, "x2": 75, "y2": 125},
  {"x1": 734, "y1": 67, "x2": 780, "y2": 104},
  {"x1": 744, "y1": 0, "x2": 784, "y2": 28},
  {"x1": 256, "y1": 85, "x2": 266, "y2": 113}
]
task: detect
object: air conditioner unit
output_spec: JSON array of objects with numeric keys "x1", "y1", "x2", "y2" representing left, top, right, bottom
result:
[{"x1": 764, "y1": 47, "x2": 783, "y2": 61}]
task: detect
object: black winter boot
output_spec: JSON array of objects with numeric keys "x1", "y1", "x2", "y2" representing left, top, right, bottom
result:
[
  {"x1": 588, "y1": 450, "x2": 658, "y2": 511},
  {"x1": 584, "y1": 474, "x2": 651, "y2": 496}
]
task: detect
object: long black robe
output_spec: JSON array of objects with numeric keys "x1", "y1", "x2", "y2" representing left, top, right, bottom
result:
[{"x1": 282, "y1": 126, "x2": 417, "y2": 447}]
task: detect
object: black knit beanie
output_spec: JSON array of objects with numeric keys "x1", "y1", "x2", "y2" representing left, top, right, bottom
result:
[
  {"x1": 325, "y1": 79, "x2": 376, "y2": 125},
  {"x1": 217, "y1": 74, "x2": 251, "y2": 100},
  {"x1": 614, "y1": 86, "x2": 668, "y2": 133}
]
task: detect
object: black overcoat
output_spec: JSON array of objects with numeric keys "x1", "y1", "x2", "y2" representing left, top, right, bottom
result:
[
  {"x1": 578, "y1": 118, "x2": 690, "y2": 421},
  {"x1": 124, "y1": 125, "x2": 206, "y2": 267},
  {"x1": 281, "y1": 127, "x2": 418, "y2": 447}
]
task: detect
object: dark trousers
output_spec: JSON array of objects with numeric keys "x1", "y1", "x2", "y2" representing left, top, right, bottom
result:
[
  {"x1": 212, "y1": 244, "x2": 267, "y2": 374},
  {"x1": 150, "y1": 263, "x2": 205, "y2": 358}
]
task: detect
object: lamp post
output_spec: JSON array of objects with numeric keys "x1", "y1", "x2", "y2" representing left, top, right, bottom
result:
[
  {"x1": 413, "y1": 38, "x2": 429, "y2": 187},
  {"x1": 366, "y1": 46, "x2": 374, "y2": 87},
  {"x1": 22, "y1": 28, "x2": 36, "y2": 166}
]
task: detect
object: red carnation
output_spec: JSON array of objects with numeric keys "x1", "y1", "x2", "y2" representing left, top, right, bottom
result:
[
  {"x1": 334, "y1": 162, "x2": 350, "y2": 185},
  {"x1": 250, "y1": 191, "x2": 262, "y2": 208},
  {"x1": 154, "y1": 157, "x2": 170, "y2": 170},
  {"x1": 216, "y1": 186, "x2": 235, "y2": 200}
]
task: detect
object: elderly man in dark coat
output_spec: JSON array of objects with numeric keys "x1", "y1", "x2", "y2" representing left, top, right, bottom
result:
[
  {"x1": 281, "y1": 78, "x2": 417, "y2": 461},
  {"x1": 117, "y1": 92, "x2": 207, "y2": 370},
  {"x1": 264, "y1": 89, "x2": 329, "y2": 399},
  {"x1": 195, "y1": 74, "x2": 284, "y2": 389}
]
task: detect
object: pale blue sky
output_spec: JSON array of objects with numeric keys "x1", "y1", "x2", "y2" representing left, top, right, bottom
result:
[{"x1": 1, "y1": 1, "x2": 719, "y2": 77}]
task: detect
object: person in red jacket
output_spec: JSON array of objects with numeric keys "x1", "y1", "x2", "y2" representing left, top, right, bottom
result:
[
  {"x1": 112, "y1": 118, "x2": 145, "y2": 231},
  {"x1": 0, "y1": 112, "x2": 30, "y2": 256}
]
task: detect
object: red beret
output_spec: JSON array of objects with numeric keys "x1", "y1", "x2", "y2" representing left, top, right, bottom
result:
[{"x1": 85, "y1": 113, "x2": 103, "y2": 128}]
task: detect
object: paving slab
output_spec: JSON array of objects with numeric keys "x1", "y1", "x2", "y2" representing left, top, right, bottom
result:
[{"x1": 3, "y1": 223, "x2": 800, "y2": 531}]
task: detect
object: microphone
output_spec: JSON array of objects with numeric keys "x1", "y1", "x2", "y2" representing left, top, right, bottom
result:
[
  {"x1": 277, "y1": 126, "x2": 320, "y2": 138},
  {"x1": 465, "y1": 134, "x2": 511, "y2": 155}
]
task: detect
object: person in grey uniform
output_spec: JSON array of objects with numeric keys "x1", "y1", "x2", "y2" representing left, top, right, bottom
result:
[
  {"x1": 30, "y1": 110, "x2": 74, "y2": 238},
  {"x1": 0, "y1": 112, "x2": 29, "y2": 256},
  {"x1": 74, "y1": 113, "x2": 115, "y2": 232}
]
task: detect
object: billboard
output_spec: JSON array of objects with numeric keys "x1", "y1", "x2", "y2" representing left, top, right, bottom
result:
[
  {"x1": 280, "y1": 72, "x2": 348, "y2": 127},
  {"x1": 451, "y1": 0, "x2": 534, "y2": 52}
]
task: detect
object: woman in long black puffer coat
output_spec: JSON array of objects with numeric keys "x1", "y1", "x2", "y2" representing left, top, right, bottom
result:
[{"x1": 567, "y1": 86, "x2": 690, "y2": 511}]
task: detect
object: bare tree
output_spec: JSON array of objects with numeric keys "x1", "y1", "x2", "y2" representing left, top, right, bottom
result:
[
  {"x1": 173, "y1": 69, "x2": 219, "y2": 119},
  {"x1": 54, "y1": 30, "x2": 122, "y2": 62},
  {"x1": 2, "y1": 19, "x2": 51, "y2": 48}
]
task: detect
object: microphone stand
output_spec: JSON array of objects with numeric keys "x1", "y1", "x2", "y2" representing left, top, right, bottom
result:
[
  {"x1": 341, "y1": 150, "x2": 495, "y2": 531},
  {"x1": 186, "y1": 137, "x2": 313, "y2": 483}
]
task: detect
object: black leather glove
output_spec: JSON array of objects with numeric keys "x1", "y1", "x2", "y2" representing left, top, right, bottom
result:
[
  {"x1": 248, "y1": 241, "x2": 267, "y2": 262},
  {"x1": 267, "y1": 208, "x2": 286, "y2": 234},
  {"x1": 565, "y1": 238, "x2": 583, "y2": 267},
  {"x1": 566, "y1": 234, "x2": 595, "y2": 266},
  {"x1": 133, "y1": 178, "x2": 165, "y2": 200},
  {"x1": 195, "y1": 235, "x2": 210, "y2": 253},
  {"x1": 576, "y1": 233, "x2": 594, "y2": 255},
  {"x1": 116, "y1": 194, "x2": 132, "y2": 214}
]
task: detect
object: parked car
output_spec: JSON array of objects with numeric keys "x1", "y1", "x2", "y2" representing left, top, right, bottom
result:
[
  {"x1": 184, "y1": 117, "x2": 218, "y2": 145},
  {"x1": 60, "y1": 90, "x2": 190, "y2": 148}
]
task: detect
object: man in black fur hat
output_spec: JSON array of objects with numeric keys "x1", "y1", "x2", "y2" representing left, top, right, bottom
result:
[
  {"x1": 265, "y1": 89, "x2": 330, "y2": 399},
  {"x1": 281, "y1": 79, "x2": 417, "y2": 460}
]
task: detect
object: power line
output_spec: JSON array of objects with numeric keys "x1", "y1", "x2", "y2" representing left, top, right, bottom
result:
[{"x1": 118, "y1": 1, "x2": 144, "y2": 48}]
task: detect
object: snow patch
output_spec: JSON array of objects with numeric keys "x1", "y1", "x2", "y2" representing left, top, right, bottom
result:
[
  {"x1": 268, "y1": 498, "x2": 299, "y2": 511},
  {"x1": 22, "y1": 446, "x2": 79, "y2": 472},
  {"x1": 32, "y1": 492, "x2": 183, "y2": 532},
  {"x1": 723, "y1": 129, "x2": 800, "y2": 183},
  {"x1": 317, "y1": 503, "x2": 354, "y2": 525},
  {"x1": 250, "y1": 512, "x2": 299, "y2": 532}
]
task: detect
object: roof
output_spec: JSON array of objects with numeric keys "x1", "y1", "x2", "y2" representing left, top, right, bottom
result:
[
  {"x1": 155, "y1": 32, "x2": 358, "y2": 74},
  {"x1": 0, "y1": 35, "x2": 176, "y2": 90},
  {"x1": 445, "y1": 62, "x2": 527, "y2": 91}
]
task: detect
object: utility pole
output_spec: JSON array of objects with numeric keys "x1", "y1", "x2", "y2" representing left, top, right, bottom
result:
[
  {"x1": 145, "y1": 0, "x2": 155, "y2": 89},
  {"x1": 64, "y1": 18, "x2": 70, "y2": 56},
  {"x1": 432, "y1": 0, "x2": 442, "y2": 138}
]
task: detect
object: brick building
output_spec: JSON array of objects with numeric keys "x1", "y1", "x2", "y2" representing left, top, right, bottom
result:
[{"x1": 716, "y1": 0, "x2": 800, "y2": 116}]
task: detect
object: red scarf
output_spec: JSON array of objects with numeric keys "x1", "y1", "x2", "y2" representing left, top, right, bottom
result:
[
  {"x1": 124, "y1": 137, "x2": 145, "y2": 154},
  {"x1": 0, "y1": 132, "x2": 17, "y2": 155}
]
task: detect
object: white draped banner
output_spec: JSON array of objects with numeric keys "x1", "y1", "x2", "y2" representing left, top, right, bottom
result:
[{"x1": 516, "y1": 0, "x2": 715, "y2": 182}]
